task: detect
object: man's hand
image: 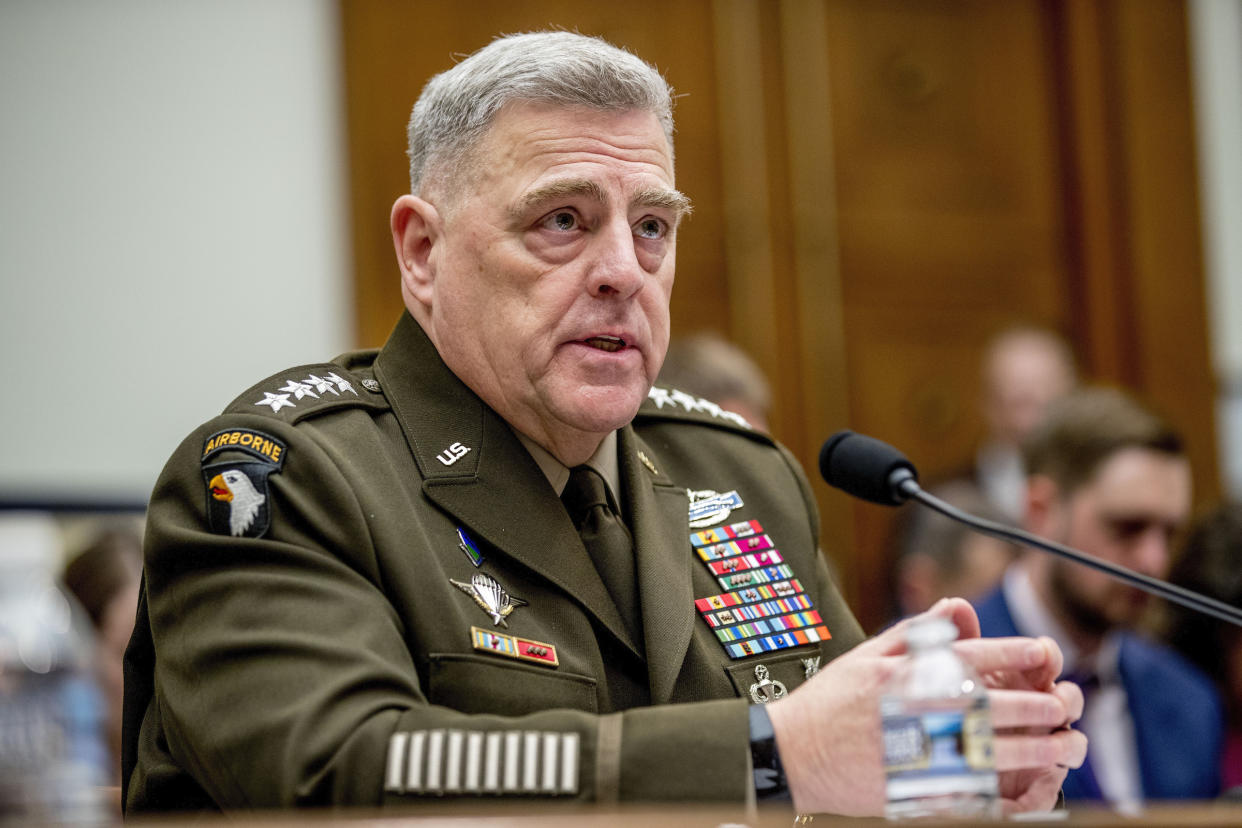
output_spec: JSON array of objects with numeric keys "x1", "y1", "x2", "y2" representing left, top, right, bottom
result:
[{"x1": 765, "y1": 597, "x2": 1087, "y2": 816}]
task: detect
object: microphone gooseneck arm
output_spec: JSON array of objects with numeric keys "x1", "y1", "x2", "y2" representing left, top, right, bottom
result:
[{"x1": 895, "y1": 474, "x2": 1242, "y2": 628}]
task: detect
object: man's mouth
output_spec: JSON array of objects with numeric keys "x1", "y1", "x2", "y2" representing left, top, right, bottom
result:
[{"x1": 582, "y1": 335, "x2": 626, "y2": 353}]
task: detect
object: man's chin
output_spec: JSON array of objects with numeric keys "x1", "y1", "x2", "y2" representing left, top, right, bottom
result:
[{"x1": 555, "y1": 387, "x2": 646, "y2": 434}]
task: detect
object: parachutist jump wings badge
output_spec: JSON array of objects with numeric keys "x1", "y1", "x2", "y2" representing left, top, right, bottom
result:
[{"x1": 450, "y1": 573, "x2": 528, "y2": 627}]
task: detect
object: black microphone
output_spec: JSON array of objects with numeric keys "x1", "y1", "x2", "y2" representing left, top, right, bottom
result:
[
  {"x1": 819, "y1": 430, "x2": 919, "y2": 506},
  {"x1": 819, "y1": 430, "x2": 1242, "y2": 627}
]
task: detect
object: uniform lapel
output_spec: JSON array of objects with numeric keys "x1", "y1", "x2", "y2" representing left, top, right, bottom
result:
[
  {"x1": 620, "y1": 427, "x2": 694, "y2": 704},
  {"x1": 373, "y1": 314, "x2": 640, "y2": 656}
]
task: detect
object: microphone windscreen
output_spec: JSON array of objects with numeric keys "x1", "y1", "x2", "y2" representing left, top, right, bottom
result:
[{"x1": 818, "y1": 430, "x2": 918, "y2": 506}]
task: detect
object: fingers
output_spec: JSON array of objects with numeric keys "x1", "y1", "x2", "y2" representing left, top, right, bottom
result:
[
  {"x1": 861, "y1": 598, "x2": 983, "y2": 658},
  {"x1": 1052, "y1": 679, "x2": 1084, "y2": 725},
  {"x1": 915, "y1": 595, "x2": 981, "y2": 639},
  {"x1": 1037, "y1": 635, "x2": 1063, "y2": 681},
  {"x1": 937, "y1": 596, "x2": 981, "y2": 639},
  {"x1": 999, "y1": 767, "x2": 1069, "y2": 816},
  {"x1": 988, "y1": 689, "x2": 1073, "y2": 730},
  {"x1": 955, "y1": 636, "x2": 1051, "y2": 678},
  {"x1": 995, "y1": 727, "x2": 1087, "y2": 771}
]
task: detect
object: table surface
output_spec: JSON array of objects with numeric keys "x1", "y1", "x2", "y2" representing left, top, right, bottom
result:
[{"x1": 120, "y1": 800, "x2": 1242, "y2": 827}]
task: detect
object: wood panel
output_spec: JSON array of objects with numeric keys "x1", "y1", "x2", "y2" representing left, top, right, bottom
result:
[
  {"x1": 1093, "y1": 0, "x2": 1219, "y2": 508},
  {"x1": 815, "y1": 0, "x2": 1074, "y2": 627},
  {"x1": 1046, "y1": 0, "x2": 1219, "y2": 526}
]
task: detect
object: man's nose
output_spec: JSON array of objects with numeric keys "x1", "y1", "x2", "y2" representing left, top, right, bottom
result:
[
  {"x1": 1132, "y1": 528, "x2": 1171, "y2": 577},
  {"x1": 585, "y1": 219, "x2": 644, "y2": 299}
]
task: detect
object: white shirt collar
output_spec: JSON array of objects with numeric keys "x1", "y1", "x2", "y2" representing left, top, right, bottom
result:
[{"x1": 974, "y1": 441, "x2": 1026, "y2": 520}]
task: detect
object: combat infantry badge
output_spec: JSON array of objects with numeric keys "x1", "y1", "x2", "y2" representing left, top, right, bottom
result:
[
  {"x1": 450, "y1": 573, "x2": 528, "y2": 627},
  {"x1": 687, "y1": 488, "x2": 744, "y2": 529}
]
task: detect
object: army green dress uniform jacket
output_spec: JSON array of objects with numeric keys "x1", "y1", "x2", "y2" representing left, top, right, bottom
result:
[{"x1": 122, "y1": 313, "x2": 865, "y2": 812}]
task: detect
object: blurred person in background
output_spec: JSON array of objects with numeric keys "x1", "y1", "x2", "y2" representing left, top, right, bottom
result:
[
  {"x1": 959, "y1": 325, "x2": 1078, "y2": 520},
  {"x1": 891, "y1": 480, "x2": 1019, "y2": 618},
  {"x1": 974, "y1": 387, "x2": 1222, "y2": 807},
  {"x1": 657, "y1": 331, "x2": 772, "y2": 432},
  {"x1": 1162, "y1": 502, "x2": 1242, "y2": 796},
  {"x1": 62, "y1": 527, "x2": 143, "y2": 783}
]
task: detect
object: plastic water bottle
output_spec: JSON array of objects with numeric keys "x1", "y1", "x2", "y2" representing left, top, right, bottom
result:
[
  {"x1": 0, "y1": 524, "x2": 110, "y2": 824},
  {"x1": 880, "y1": 615, "x2": 1000, "y2": 821}
]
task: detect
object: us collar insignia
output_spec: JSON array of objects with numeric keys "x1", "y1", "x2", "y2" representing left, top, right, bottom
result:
[
  {"x1": 686, "y1": 488, "x2": 744, "y2": 529},
  {"x1": 451, "y1": 573, "x2": 528, "y2": 627},
  {"x1": 689, "y1": 519, "x2": 832, "y2": 659},
  {"x1": 456, "y1": 527, "x2": 484, "y2": 567},
  {"x1": 200, "y1": 428, "x2": 286, "y2": 539},
  {"x1": 471, "y1": 626, "x2": 558, "y2": 668}
]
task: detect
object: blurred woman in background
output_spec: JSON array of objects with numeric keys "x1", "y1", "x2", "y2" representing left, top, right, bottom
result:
[{"x1": 62, "y1": 528, "x2": 143, "y2": 783}]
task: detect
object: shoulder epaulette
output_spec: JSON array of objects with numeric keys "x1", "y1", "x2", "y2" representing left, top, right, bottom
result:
[
  {"x1": 636, "y1": 385, "x2": 772, "y2": 442},
  {"x1": 224, "y1": 361, "x2": 390, "y2": 423}
]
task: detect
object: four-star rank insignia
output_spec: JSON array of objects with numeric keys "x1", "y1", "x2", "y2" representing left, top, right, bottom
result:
[
  {"x1": 690, "y1": 517, "x2": 832, "y2": 659},
  {"x1": 201, "y1": 428, "x2": 286, "y2": 538}
]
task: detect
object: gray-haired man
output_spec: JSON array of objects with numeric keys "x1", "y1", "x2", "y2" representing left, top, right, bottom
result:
[{"x1": 124, "y1": 31, "x2": 1084, "y2": 815}]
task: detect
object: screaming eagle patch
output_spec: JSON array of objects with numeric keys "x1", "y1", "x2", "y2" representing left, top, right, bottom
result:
[{"x1": 201, "y1": 428, "x2": 286, "y2": 538}]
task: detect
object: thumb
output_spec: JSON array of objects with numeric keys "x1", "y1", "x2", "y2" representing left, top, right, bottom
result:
[
  {"x1": 862, "y1": 597, "x2": 981, "y2": 657},
  {"x1": 935, "y1": 596, "x2": 981, "y2": 639}
]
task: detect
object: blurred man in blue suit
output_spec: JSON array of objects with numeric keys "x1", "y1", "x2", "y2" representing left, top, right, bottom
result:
[{"x1": 974, "y1": 387, "x2": 1223, "y2": 808}]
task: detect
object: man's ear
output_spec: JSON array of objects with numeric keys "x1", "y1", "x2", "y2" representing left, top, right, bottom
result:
[
  {"x1": 1024, "y1": 474, "x2": 1062, "y2": 536},
  {"x1": 391, "y1": 195, "x2": 441, "y2": 311}
]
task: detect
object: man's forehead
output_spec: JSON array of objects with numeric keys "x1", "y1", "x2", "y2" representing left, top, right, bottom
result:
[
  {"x1": 488, "y1": 103, "x2": 671, "y2": 168},
  {"x1": 1077, "y1": 448, "x2": 1191, "y2": 509}
]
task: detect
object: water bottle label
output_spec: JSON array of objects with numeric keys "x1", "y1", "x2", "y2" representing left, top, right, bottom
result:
[{"x1": 882, "y1": 698, "x2": 997, "y2": 801}]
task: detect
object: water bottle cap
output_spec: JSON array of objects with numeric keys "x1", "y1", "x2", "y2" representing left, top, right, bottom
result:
[{"x1": 905, "y1": 615, "x2": 960, "y2": 649}]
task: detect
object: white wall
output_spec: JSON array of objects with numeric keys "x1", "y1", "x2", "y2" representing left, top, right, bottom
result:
[
  {"x1": 1190, "y1": 0, "x2": 1242, "y2": 498},
  {"x1": 0, "y1": 1, "x2": 353, "y2": 505}
]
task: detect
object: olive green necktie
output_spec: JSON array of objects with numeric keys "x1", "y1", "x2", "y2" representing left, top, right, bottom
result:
[{"x1": 561, "y1": 465, "x2": 641, "y2": 641}]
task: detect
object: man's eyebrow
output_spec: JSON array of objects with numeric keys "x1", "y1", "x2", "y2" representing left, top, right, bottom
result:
[
  {"x1": 509, "y1": 179, "x2": 608, "y2": 222},
  {"x1": 508, "y1": 179, "x2": 693, "y2": 224},
  {"x1": 633, "y1": 186, "x2": 693, "y2": 221}
]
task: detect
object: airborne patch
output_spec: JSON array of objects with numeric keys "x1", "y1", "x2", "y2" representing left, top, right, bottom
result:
[
  {"x1": 201, "y1": 428, "x2": 286, "y2": 539},
  {"x1": 202, "y1": 428, "x2": 286, "y2": 465}
]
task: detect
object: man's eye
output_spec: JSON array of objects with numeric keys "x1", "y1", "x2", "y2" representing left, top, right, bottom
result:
[
  {"x1": 542, "y1": 211, "x2": 579, "y2": 232},
  {"x1": 1110, "y1": 519, "x2": 1148, "y2": 540},
  {"x1": 634, "y1": 217, "x2": 666, "y2": 240}
]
